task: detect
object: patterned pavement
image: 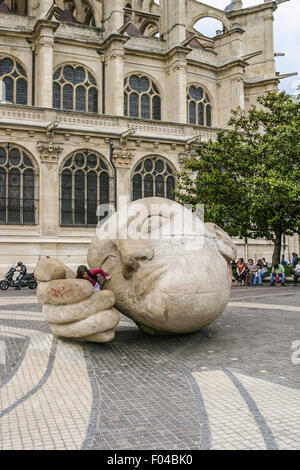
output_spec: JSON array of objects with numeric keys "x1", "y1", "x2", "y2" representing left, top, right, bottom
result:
[{"x1": 0, "y1": 286, "x2": 299, "y2": 450}]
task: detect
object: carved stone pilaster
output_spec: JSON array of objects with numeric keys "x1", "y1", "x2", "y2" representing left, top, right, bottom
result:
[
  {"x1": 37, "y1": 139, "x2": 64, "y2": 163},
  {"x1": 112, "y1": 146, "x2": 134, "y2": 168},
  {"x1": 178, "y1": 148, "x2": 197, "y2": 166},
  {"x1": 178, "y1": 153, "x2": 188, "y2": 165}
]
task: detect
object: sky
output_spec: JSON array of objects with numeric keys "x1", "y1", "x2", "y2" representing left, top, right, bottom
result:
[{"x1": 154, "y1": 0, "x2": 300, "y2": 96}]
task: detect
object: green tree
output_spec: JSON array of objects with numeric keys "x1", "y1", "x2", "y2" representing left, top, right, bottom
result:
[{"x1": 176, "y1": 92, "x2": 300, "y2": 264}]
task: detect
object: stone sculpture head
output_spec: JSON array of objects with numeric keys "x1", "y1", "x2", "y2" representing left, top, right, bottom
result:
[{"x1": 88, "y1": 198, "x2": 236, "y2": 335}]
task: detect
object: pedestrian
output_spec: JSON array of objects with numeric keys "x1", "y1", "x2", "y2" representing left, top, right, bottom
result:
[
  {"x1": 291, "y1": 259, "x2": 300, "y2": 286},
  {"x1": 234, "y1": 258, "x2": 247, "y2": 286},
  {"x1": 270, "y1": 263, "x2": 286, "y2": 286},
  {"x1": 292, "y1": 252, "x2": 298, "y2": 266},
  {"x1": 15, "y1": 261, "x2": 27, "y2": 290},
  {"x1": 281, "y1": 255, "x2": 289, "y2": 267}
]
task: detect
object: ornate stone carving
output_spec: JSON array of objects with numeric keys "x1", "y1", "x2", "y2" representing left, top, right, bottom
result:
[
  {"x1": 178, "y1": 152, "x2": 189, "y2": 164},
  {"x1": 178, "y1": 148, "x2": 198, "y2": 165},
  {"x1": 112, "y1": 147, "x2": 134, "y2": 168},
  {"x1": 37, "y1": 139, "x2": 64, "y2": 163}
]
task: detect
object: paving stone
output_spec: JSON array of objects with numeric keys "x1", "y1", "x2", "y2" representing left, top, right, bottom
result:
[{"x1": 0, "y1": 287, "x2": 300, "y2": 450}]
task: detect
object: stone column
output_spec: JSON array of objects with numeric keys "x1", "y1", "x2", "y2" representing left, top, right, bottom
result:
[
  {"x1": 263, "y1": 7, "x2": 276, "y2": 78},
  {"x1": 160, "y1": 0, "x2": 186, "y2": 48},
  {"x1": 166, "y1": 47, "x2": 189, "y2": 123},
  {"x1": 33, "y1": 20, "x2": 59, "y2": 108},
  {"x1": 104, "y1": 36, "x2": 127, "y2": 116},
  {"x1": 112, "y1": 142, "x2": 135, "y2": 210},
  {"x1": 37, "y1": 132, "x2": 64, "y2": 237},
  {"x1": 103, "y1": 0, "x2": 124, "y2": 35},
  {"x1": 231, "y1": 76, "x2": 245, "y2": 110},
  {"x1": 27, "y1": 0, "x2": 35, "y2": 16},
  {"x1": 29, "y1": 0, "x2": 53, "y2": 17}
]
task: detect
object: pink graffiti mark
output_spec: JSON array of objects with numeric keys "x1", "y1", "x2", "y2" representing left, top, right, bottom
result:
[{"x1": 49, "y1": 286, "x2": 72, "y2": 298}]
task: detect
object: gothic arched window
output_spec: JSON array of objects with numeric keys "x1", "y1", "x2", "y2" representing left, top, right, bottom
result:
[
  {"x1": 187, "y1": 85, "x2": 212, "y2": 127},
  {"x1": 53, "y1": 64, "x2": 98, "y2": 113},
  {"x1": 132, "y1": 156, "x2": 175, "y2": 201},
  {"x1": 0, "y1": 57, "x2": 28, "y2": 105},
  {"x1": 0, "y1": 144, "x2": 37, "y2": 225},
  {"x1": 60, "y1": 150, "x2": 111, "y2": 227},
  {"x1": 124, "y1": 74, "x2": 161, "y2": 120}
]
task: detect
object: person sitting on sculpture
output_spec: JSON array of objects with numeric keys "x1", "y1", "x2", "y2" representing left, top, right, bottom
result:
[{"x1": 76, "y1": 265, "x2": 111, "y2": 292}]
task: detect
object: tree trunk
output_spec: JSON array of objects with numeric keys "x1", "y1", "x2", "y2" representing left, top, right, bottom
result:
[{"x1": 272, "y1": 232, "x2": 282, "y2": 265}]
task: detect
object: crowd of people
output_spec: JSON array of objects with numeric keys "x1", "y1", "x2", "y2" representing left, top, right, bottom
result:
[{"x1": 233, "y1": 252, "x2": 300, "y2": 287}]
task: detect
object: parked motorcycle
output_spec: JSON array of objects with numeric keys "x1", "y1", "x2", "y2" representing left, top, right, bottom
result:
[{"x1": 0, "y1": 264, "x2": 37, "y2": 290}]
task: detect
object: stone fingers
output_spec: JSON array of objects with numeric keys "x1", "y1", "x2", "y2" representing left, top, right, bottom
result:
[
  {"x1": 48, "y1": 308, "x2": 120, "y2": 339},
  {"x1": 81, "y1": 329, "x2": 116, "y2": 343},
  {"x1": 44, "y1": 290, "x2": 116, "y2": 324}
]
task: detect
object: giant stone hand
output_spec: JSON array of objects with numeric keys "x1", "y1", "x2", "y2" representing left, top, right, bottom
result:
[{"x1": 34, "y1": 258, "x2": 120, "y2": 342}]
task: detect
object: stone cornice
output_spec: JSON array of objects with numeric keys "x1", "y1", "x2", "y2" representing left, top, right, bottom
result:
[
  {"x1": 101, "y1": 33, "x2": 129, "y2": 50},
  {"x1": 187, "y1": 57, "x2": 247, "y2": 73},
  {"x1": 226, "y1": 1, "x2": 277, "y2": 19},
  {"x1": 33, "y1": 19, "x2": 60, "y2": 39},
  {"x1": 213, "y1": 26, "x2": 245, "y2": 40},
  {"x1": 164, "y1": 45, "x2": 193, "y2": 60},
  {"x1": 244, "y1": 77, "x2": 280, "y2": 88},
  {"x1": 0, "y1": 104, "x2": 219, "y2": 144}
]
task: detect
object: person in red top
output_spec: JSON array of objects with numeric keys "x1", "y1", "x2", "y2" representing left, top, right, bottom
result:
[
  {"x1": 76, "y1": 265, "x2": 111, "y2": 292},
  {"x1": 234, "y1": 258, "x2": 247, "y2": 287}
]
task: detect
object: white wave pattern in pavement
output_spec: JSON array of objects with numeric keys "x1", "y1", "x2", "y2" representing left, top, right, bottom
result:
[
  {"x1": 192, "y1": 370, "x2": 266, "y2": 450},
  {"x1": 234, "y1": 372, "x2": 300, "y2": 450},
  {"x1": 192, "y1": 370, "x2": 300, "y2": 450},
  {"x1": 0, "y1": 327, "x2": 93, "y2": 450}
]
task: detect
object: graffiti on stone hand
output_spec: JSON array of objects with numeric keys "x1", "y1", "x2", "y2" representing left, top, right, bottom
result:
[{"x1": 48, "y1": 286, "x2": 72, "y2": 298}]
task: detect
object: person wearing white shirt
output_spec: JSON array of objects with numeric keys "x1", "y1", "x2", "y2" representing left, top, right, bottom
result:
[{"x1": 292, "y1": 261, "x2": 300, "y2": 286}]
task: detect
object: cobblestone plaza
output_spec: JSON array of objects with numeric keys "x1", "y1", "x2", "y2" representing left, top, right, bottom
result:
[{"x1": 0, "y1": 286, "x2": 299, "y2": 451}]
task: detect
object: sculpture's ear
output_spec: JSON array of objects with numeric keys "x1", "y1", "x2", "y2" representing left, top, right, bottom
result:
[
  {"x1": 205, "y1": 223, "x2": 237, "y2": 262},
  {"x1": 88, "y1": 240, "x2": 120, "y2": 273}
]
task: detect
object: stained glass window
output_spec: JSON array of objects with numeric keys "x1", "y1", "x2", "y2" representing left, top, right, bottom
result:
[
  {"x1": 189, "y1": 101, "x2": 196, "y2": 125},
  {"x1": 76, "y1": 85, "x2": 86, "y2": 112},
  {"x1": 60, "y1": 150, "x2": 111, "y2": 227},
  {"x1": 187, "y1": 85, "x2": 212, "y2": 127},
  {"x1": 53, "y1": 65, "x2": 98, "y2": 113},
  {"x1": 124, "y1": 74, "x2": 161, "y2": 120},
  {"x1": 0, "y1": 57, "x2": 28, "y2": 105},
  {"x1": 129, "y1": 92, "x2": 139, "y2": 118},
  {"x1": 63, "y1": 84, "x2": 73, "y2": 110},
  {"x1": 0, "y1": 145, "x2": 37, "y2": 225},
  {"x1": 141, "y1": 94, "x2": 150, "y2": 119},
  {"x1": 132, "y1": 156, "x2": 176, "y2": 201},
  {"x1": 132, "y1": 174, "x2": 142, "y2": 201},
  {"x1": 23, "y1": 169, "x2": 35, "y2": 225}
]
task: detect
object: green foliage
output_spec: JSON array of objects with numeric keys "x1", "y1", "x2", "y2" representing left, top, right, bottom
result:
[{"x1": 176, "y1": 92, "x2": 300, "y2": 262}]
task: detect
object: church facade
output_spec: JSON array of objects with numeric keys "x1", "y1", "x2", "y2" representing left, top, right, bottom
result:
[{"x1": 0, "y1": 0, "x2": 298, "y2": 274}]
